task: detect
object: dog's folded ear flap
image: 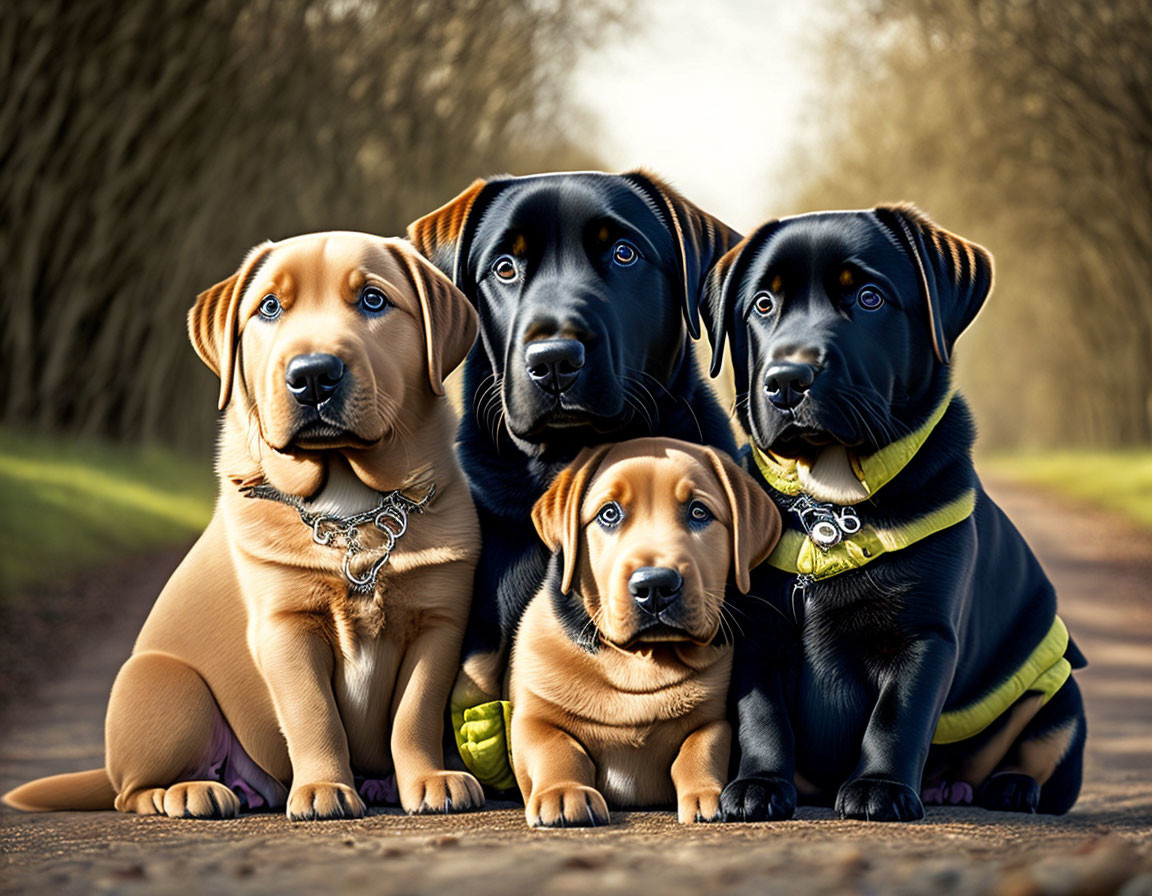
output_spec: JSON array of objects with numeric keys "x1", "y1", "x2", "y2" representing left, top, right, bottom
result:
[
  {"x1": 188, "y1": 242, "x2": 274, "y2": 410},
  {"x1": 874, "y1": 204, "x2": 994, "y2": 365},
  {"x1": 703, "y1": 447, "x2": 782, "y2": 594},
  {"x1": 392, "y1": 243, "x2": 479, "y2": 395},
  {"x1": 531, "y1": 445, "x2": 613, "y2": 594},
  {"x1": 406, "y1": 178, "x2": 490, "y2": 289},
  {"x1": 623, "y1": 170, "x2": 742, "y2": 340},
  {"x1": 699, "y1": 223, "x2": 778, "y2": 378}
]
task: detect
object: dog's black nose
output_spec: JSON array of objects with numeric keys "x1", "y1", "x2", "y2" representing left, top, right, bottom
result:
[
  {"x1": 628, "y1": 566, "x2": 684, "y2": 615},
  {"x1": 285, "y1": 353, "x2": 345, "y2": 406},
  {"x1": 525, "y1": 339, "x2": 585, "y2": 394},
  {"x1": 764, "y1": 362, "x2": 817, "y2": 410}
]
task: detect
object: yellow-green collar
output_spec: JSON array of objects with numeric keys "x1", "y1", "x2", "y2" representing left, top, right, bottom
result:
[
  {"x1": 766, "y1": 489, "x2": 976, "y2": 579},
  {"x1": 752, "y1": 387, "x2": 957, "y2": 503}
]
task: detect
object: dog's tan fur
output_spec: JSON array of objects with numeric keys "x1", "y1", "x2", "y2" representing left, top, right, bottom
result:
[
  {"x1": 510, "y1": 439, "x2": 781, "y2": 826},
  {"x1": 4, "y1": 233, "x2": 483, "y2": 820}
]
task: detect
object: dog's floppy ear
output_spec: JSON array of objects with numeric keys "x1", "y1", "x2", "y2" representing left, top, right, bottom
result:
[
  {"x1": 623, "y1": 170, "x2": 742, "y2": 340},
  {"x1": 699, "y1": 223, "x2": 779, "y2": 378},
  {"x1": 406, "y1": 179, "x2": 489, "y2": 288},
  {"x1": 874, "y1": 204, "x2": 994, "y2": 365},
  {"x1": 390, "y1": 241, "x2": 479, "y2": 395},
  {"x1": 702, "y1": 447, "x2": 782, "y2": 594},
  {"x1": 188, "y1": 242, "x2": 274, "y2": 410},
  {"x1": 532, "y1": 444, "x2": 614, "y2": 594}
]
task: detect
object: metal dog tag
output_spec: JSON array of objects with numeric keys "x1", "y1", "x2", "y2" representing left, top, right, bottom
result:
[{"x1": 810, "y1": 519, "x2": 843, "y2": 547}]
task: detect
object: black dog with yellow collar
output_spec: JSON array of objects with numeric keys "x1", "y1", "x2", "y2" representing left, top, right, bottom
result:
[{"x1": 700, "y1": 205, "x2": 1086, "y2": 821}]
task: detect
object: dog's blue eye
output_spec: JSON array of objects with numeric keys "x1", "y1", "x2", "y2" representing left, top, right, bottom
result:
[
  {"x1": 359, "y1": 286, "x2": 389, "y2": 314},
  {"x1": 612, "y1": 240, "x2": 639, "y2": 266},
  {"x1": 258, "y1": 295, "x2": 282, "y2": 320},
  {"x1": 596, "y1": 501, "x2": 624, "y2": 529},
  {"x1": 688, "y1": 500, "x2": 714, "y2": 527},
  {"x1": 856, "y1": 287, "x2": 884, "y2": 310},
  {"x1": 493, "y1": 255, "x2": 518, "y2": 282}
]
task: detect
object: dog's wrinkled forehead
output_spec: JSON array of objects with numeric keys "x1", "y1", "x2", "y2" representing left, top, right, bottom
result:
[
  {"x1": 745, "y1": 212, "x2": 915, "y2": 307},
  {"x1": 466, "y1": 175, "x2": 677, "y2": 278}
]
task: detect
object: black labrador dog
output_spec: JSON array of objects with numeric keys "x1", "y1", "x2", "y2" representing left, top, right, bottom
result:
[
  {"x1": 408, "y1": 170, "x2": 739, "y2": 788},
  {"x1": 700, "y1": 204, "x2": 1086, "y2": 821}
]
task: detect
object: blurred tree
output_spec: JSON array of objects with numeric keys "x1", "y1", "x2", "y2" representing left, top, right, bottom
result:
[
  {"x1": 0, "y1": 0, "x2": 613, "y2": 449},
  {"x1": 782, "y1": 0, "x2": 1152, "y2": 448}
]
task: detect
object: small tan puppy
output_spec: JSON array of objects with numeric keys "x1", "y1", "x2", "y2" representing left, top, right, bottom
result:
[
  {"x1": 511, "y1": 438, "x2": 781, "y2": 827},
  {"x1": 5, "y1": 233, "x2": 483, "y2": 820}
]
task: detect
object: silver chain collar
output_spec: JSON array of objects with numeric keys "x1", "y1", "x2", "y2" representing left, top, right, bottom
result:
[
  {"x1": 242, "y1": 480, "x2": 436, "y2": 594},
  {"x1": 787, "y1": 494, "x2": 861, "y2": 549}
]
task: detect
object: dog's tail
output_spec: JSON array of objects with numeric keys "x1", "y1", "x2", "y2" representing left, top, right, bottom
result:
[{"x1": 3, "y1": 769, "x2": 116, "y2": 812}]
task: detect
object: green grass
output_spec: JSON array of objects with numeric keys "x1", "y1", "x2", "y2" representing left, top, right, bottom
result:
[
  {"x1": 0, "y1": 428, "x2": 215, "y2": 594},
  {"x1": 982, "y1": 449, "x2": 1152, "y2": 531}
]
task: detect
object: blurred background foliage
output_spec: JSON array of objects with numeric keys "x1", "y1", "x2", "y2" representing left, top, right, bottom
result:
[
  {"x1": 781, "y1": 0, "x2": 1152, "y2": 450},
  {"x1": 0, "y1": 0, "x2": 611, "y2": 451}
]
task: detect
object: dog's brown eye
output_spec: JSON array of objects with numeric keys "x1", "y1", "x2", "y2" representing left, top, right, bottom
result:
[
  {"x1": 753, "y1": 292, "x2": 774, "y2": 316},
  {"x1": 688, "y1": 500, "x2": 714, "y2": 527},
  {"x1": 612, "y1": 240, "x2": 639, "y2": 266},
  {"x1": 359, "y1": 286, "x2": 389, "y2": 314},
  {"x1": 258, "y1": 295, "x2": 282, "y2": 320},
  {"x1": 493, "y1": 255, "x2": 518, "y2": 282},
  {"x1": 856, "y1": 287, "x2": 884, "y2": 310},
  {"x1": 596, "y1": 501, "x2": 624, "y2": 529}
]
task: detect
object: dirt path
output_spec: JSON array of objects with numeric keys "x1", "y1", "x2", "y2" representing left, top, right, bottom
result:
[{"x1": 2, "y1": 479, "x2": 1150, "y2": 895}]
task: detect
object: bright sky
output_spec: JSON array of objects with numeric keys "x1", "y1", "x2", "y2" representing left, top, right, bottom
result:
[{"x1": 568, "y1": 0, "x2": 833, "y2": 233}]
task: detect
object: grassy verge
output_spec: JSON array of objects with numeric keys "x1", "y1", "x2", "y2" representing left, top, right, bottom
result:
[
  {"x1": 0, "y1": 428, "x2": 215, "y2": 594},
  {"x1": 981, "y1": 450, "x2": 1152, "y2": 531}
]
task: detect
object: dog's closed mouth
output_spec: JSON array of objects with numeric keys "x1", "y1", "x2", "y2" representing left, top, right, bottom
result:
[
  {"x1": 289, "y1": 420, "x2": 371, "y2": 451},
  {"x1": 615, "y1": 622, "x2": 709, "y2": 650}
]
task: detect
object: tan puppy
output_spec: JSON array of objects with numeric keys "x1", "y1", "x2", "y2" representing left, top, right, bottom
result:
[
  {"x1": 4, "y1": 233, "x2": 484, "y2": 820},
  {"x1": 510, "y1": 439, "x2": 781, "y2": 827}
]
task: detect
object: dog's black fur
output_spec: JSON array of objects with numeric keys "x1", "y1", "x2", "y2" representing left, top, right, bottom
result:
[
  {"x1": 408, "y1": 170, "x2": 739, "y2": 713},
  {"x1": 700, "y1": 206, "x2": 1087, "y2": 821}
]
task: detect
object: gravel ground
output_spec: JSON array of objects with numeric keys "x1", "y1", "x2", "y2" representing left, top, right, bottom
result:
[{"x1": 1, "y1": 479, "x2": 1150, "y2": 895}]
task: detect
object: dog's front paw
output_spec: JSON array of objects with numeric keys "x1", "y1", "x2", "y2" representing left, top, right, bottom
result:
[
  {"x1": 836, "y1": 777, "x2": 924, "y2": 821},
  {"x1": 287, "y1": 782, "x2": 366, "y2": 821},
  {"x1": 977, "y1": 772, "x2": 1040, "y2": 813},
  {"x1": 402, "y1": 770, "x2": 484, "y2": 814},
  {"x1": 720, "y1": 776, "x2": 797, "y2": 822},
  {"x1": 526, "y1": 784, "x2": 610, "y2": 828},
  {"x1": 678, "y1": 787, "x2": 723, "y2": 823},
  {"x1": 163, "y1": 781, "x2": 240, "y2": 819}
]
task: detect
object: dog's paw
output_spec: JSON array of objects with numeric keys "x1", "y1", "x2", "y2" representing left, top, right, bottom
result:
[
  {"x1": 836, "y1": 777, "x2": 924, "y2": 822},
  {"x1": 116, "y1": 787, "x2": 168, "y2": 815},
  {"x1": 402, "y1": 771, "x2": 484, "y2": 815},
  {"x1": 526, "y1": 784, "x2": 610, "y2": 828},
  {"x1": 162, "y1": 781, "x2": 240, "y2": 819},
  {"x1": 719, "y1": 776, "x2": 797, "y2": 822},
  {"x1": 286, "y1": 782, "x2": 366, "y2": 821},
  {"x1": 977, "y1": 772, "x2": 1040, "y2": 813},
  {"x1": 678, "y1": 787, "x2": 723, "y2": 824}
]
